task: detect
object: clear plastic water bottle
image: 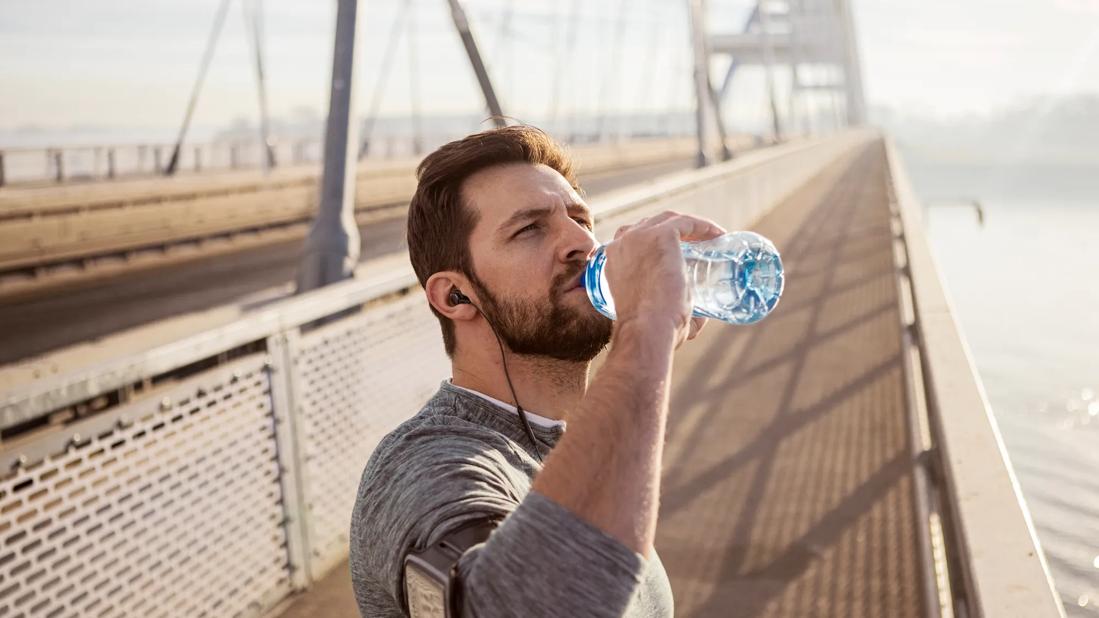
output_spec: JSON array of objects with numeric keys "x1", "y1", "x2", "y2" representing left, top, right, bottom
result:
[{"x1": 584, "y1": 231, "x2": 785, "y2": 325}]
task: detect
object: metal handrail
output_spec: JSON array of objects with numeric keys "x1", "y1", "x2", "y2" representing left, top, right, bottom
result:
[{"x1": 885, "y1": 138, "x2": 1065, "y2": 617}]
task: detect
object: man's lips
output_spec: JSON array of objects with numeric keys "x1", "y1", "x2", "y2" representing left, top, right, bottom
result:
[{"x1": 559, "y1": 272, "x2": 585, "y2": 295}]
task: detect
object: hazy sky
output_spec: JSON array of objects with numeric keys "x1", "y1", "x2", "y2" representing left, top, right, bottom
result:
[{"x1": 1, "y1": 0, "x2": 1097, "y2": 136}]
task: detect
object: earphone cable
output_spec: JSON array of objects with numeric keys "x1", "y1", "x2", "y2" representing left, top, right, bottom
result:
[{"x1": 482, "y1": 313, "x2": 544, "y2": 462}]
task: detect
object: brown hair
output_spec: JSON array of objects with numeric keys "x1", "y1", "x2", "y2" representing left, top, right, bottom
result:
[{"x1": 407, "y1": 125, "x2": 579, "y2": 357}]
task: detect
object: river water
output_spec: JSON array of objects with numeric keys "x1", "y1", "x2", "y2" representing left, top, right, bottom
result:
[{"x1": 906, "y1": 156, "x2": 1099, "y2": 617}]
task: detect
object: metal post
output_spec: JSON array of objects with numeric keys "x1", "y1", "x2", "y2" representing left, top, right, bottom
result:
[
  {"x1": 685, "y1": 0, "x2": 731, "y2": 160},
  {"x1": 837, "y1": 0, "x2": 866, "y2": 125},
  {"x1": 245, "y1": 0, "x2": 277, "y2": 170},
  {"x1": 446, "y1": 0, "x2": 506, "y2": 127},
  {"x1": 702, "y1": 45, "x2": 733, "y2": 162},
  {"x1": 0, "y1": 151, "x2": 5, "y2": 187},
  {"x1": 154, "y1": 147, "x2": 163, "y2": 173},
  {"x1": 265, "y1": 331, "x2": 315, "y2": 588},
  {"x1": 759, "y1": 0, "x2": 783, "y2": 142},
  {"x1": 297, "y1": 0, "x2": 362, "y2": 293},
  {"x1": 787, "y1": 0, "x2": 802, "y2": 135},
  {"x1": 702, "y1": 1, "x2": 733, "y2": 160},
  {"x1": 687, "y1": 0, "x2": 711, "y2": 167},
  {"x1": 54, "y1": 150, "x2": 64, "y2": 183},
  {"x1": 108, "y1": 148, "x2": 116, "y2": 179}
]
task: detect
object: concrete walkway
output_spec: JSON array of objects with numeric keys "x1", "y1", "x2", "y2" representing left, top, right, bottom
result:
[{"x1": 277, "y1": 140, "x2": 924, "y2": 617}]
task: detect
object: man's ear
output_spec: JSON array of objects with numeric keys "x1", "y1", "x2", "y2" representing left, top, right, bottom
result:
[{"x1": 425, "y1": 272, "x2": 478, "y2": 322}]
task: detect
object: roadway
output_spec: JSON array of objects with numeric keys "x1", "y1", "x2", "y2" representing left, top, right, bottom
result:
[{"x1": 0, "y1": 158, "x2": 692, "y2": 365}]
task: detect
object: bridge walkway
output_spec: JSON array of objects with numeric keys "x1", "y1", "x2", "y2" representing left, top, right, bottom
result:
[
  {"x1": 276, "y1": 141, "x2": 925, "y2": 617},
  {"x1": 656, "y1": 141, "x2": 923, "y2": 616}
]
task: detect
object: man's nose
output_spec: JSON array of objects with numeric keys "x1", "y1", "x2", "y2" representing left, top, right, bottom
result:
[{"x1": 558, "y1": 220, "x2": 598, "y2": 264}]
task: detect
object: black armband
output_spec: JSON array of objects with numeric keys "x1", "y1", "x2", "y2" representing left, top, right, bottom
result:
[{"x1": 404, "y1": 517, "x2": 500, "y2": 617}]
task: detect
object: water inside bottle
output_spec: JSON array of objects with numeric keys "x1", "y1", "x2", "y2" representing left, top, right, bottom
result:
[{"x1": 682, "y1": 237, "x2": 784, "y2": 324}]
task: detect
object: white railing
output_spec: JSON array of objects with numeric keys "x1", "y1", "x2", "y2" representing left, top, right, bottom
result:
[
  {"x1": 0, "y1": 139, "x2": 326, "y2": 187},
  {"x1": 885, "y1": 138, "x2": 1065, "y2": 618},
  {"x1": 0, "y1": 132, "x2": 868, "y2": 617}
]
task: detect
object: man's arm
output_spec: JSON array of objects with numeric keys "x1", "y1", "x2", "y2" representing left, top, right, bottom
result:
[{"x1": 531, "y1": 211, "x2": 726, "y2": 557}]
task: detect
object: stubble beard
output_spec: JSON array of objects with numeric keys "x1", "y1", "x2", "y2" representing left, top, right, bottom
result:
[{"x1": 468, "y1": 266, "x2": 613, "y2": 362}]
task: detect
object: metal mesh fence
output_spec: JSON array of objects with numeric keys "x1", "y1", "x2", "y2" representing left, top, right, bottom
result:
[
  {"x1": 0, "y1": 355, "x2": 291, "y2": 618},
  {"x1": 294, "y1": 293, "x2": 450, "y2": 579}
]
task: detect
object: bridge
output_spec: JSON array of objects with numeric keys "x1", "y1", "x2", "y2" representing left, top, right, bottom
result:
[{"x1": 0, "y1": 2, "x2": 1064, "y2": 617}]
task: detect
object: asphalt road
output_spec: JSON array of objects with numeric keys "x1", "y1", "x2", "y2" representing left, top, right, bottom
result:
[{"x1": 0, "y1": 158, "x2": 693, "y2": 364}]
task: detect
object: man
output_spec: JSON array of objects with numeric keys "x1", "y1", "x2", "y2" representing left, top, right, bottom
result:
[{"x1": 350, "y1": 126, "x2": 725, "y2": 617}]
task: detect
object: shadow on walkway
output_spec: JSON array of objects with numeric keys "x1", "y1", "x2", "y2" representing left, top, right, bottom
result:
[{"x1": 656, "y1": 140, "x2": 925, "y2": 617}]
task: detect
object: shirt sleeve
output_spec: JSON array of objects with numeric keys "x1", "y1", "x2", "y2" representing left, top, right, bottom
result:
[
  {"x1": 457, "y1": 490, "x2": 645, "y2": 618},
  {"x1": 350, "y1": 417, "x2": 645, "y2": 618}
]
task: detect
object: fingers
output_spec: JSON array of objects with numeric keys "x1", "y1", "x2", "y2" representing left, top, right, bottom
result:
[
  {"x1": 611, "y1": 212, "x2": 675, "y2": 240},
  {"x1": 657, "y1": 214, "x2": 726, "y2": 243},
  {"x1": 613, "y1": 211, "x2": 726, "y2": 243}
]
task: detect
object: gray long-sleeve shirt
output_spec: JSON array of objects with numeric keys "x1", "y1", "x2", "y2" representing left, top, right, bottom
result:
[{"x1": 349, "y1": 380, "x2": 674, "y2": 617}]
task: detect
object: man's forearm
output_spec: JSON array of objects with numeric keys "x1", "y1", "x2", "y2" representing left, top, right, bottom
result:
[{"x1": 531, "y1": 318, "x2": 676, "y2": 557}]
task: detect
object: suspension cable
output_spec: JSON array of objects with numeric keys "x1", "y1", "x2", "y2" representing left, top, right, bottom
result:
[
  {"x1": 594, "y1": 0, "x2": 629, "y2": 142},
  {"x1": 359, "y1": 0, "x2": 412, "y2": 159},
  {"x1": 490, "y1": 0, "x2": 515, "y2": 113},
  {"x1": 165, "y1": 0, "x2": 233, "y2": 175},
  {"x1": 635, "y1": 0, "x2": 662, "y2": 137},
  {"x1": 407, "y1": 0, "x2": 423, "y2": 155},
  {"x1": 549, "y1": 0, "x2": 581, "y2": 138}
]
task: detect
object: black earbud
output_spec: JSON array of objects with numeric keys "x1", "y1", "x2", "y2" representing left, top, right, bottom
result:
[{"x1": 449, "y1": 289, "x2": 471, "y2": 306}]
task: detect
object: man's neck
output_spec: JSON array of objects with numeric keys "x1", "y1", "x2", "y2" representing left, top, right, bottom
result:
[{"x1": 451, "y1": 354, "x2": 589, "y2": 422}]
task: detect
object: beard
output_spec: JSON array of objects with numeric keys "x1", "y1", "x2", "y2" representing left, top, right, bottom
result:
[{"x1": 467, "y1": 264, "x2": 613, "y2": 362}]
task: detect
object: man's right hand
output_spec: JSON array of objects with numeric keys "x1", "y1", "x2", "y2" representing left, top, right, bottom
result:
[{"x1": 604, "y1": 211, "x2": 727, "y2": 348}]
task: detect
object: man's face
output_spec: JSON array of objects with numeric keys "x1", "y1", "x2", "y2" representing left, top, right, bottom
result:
[{"x1": 462, "y1": 163, "x2": 612, "y2": 362}]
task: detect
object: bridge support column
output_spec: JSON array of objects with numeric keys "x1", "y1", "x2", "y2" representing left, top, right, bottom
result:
[{"x1": 298, "y1": 0, "x2": 362, "y2": 292}]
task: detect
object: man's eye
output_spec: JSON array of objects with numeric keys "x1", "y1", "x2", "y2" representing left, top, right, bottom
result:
[
  {"x1": 514, "y1": 222, "x2": 538, "y2": 237},
  {"x1": 574, "y1": 217, "x2": 593, "y2": 230}
]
